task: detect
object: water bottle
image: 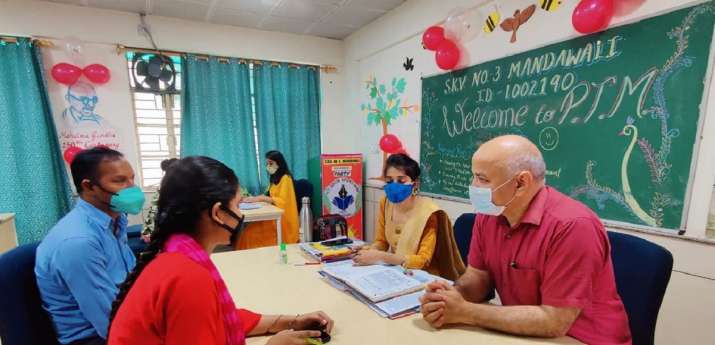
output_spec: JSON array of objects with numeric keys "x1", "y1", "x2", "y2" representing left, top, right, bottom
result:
[{"x1": 299, "y1": 196, "x2": 313, "y2": 242}]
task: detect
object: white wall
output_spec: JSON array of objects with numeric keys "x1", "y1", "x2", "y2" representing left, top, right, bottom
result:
[
  {"x1": 346, "y1": 1, "x2": 715, "y2": 344},
  {"x1": 0, "y1": 0, "x2": 347, "y2": 167},
  {"x1": 0, "y1": 0, "x2": 347, "y2": 224}
]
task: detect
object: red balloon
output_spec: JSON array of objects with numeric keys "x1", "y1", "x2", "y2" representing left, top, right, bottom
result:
[
  {"x1": 572, "y1": 0, "x2": 615, "y2": 34},
  {"x1": 422, "y1": 26, "x2": 446, "y2": 51},
  {"x1": 379, "y1": 134, "x2": 403, "y2": 154},
  {"x1": 83, "y1": 64, "x2": 111, "y2": 84},
  {"x1": 51, "y1": 63, "x2": 82, "y2": 85},
  {"x1": 435, "y1": 39, "x2": 460, "y2": 70},
  {"x1": 63, "y1": 146, "x2": 83, "y2": 164}
]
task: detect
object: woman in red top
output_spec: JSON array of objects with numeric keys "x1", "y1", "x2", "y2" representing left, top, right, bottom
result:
[{"x1": 108, "y1": 156, "x2": 333, "y2": 345}]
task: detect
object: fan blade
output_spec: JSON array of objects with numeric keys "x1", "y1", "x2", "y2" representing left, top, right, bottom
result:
[
  {"x1": 145, "y1": 77, "x2": 160, "y2": 91},
  {"x1": 136, "y1": 61, "x2": 149, "y2": 76},
  {"x1": 159, "y1": 68, "x2": 173, "y2": 82}
]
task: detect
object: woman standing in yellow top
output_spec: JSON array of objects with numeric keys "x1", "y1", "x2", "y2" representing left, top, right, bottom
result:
[
  {"x1": 234, "y1": 150, "x2": 299, "y2": 249},
  {"x1": 353, "y1": 154, "x2": 465, "y2": 280}
]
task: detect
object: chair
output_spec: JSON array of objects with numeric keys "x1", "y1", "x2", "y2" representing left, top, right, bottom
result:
[
  {"x1": 453, "y1": 213, "x2": 495, "y2": 301},
  {"x1": 453, "y1": 213, "x2": 476, "y2": 264},
  {"x1": 0, "y1": 243, "x2": 59, "y2": 345},
  {"x1": 127, "y1": 224, "x2": 147, "y2": 255},
  {"x1": 294, "y1": 179, "x2": 314, "y2": 213},
  {"x1": 607, "y1": 231, "x2": 673, "y2": 345}
]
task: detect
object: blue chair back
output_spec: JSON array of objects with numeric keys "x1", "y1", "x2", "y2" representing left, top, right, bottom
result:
[
  {"x1": 453, "y1": 213, "x2": 495, "y2": 301},
  {"x1": 608, "y1": 231, "x2": 673, "y2": 345},
  {"x1": 127, "y1": 224, "x2": 147, "y2": 255},
  {"x1": 0, "y1": 243, "x2": 59, "y2": 345},
  {"x1": 294, "y1": 179, "x2": 314, "y2": 213},
  {"x1": 453, "y1": 213, "x2": 476, "y2": 264}
]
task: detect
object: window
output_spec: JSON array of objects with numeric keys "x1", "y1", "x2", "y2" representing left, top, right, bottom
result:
[{"x1": 126, "y1": 52, "x2": 182, "y2": 188}]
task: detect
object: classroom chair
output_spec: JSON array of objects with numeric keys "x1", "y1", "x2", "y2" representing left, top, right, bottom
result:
[
  {"x1": 294, "y1": 179, "x2": 314, "y2": 213},
  {"x1": 453, "y1": 213, "x2": 476, "y2": 264},
  {"x1": 127, "y1": 224, "x2": 147, "y2": 255},
  {"x1": 0, "y1": 243, "x2": 59, "y2": 345},
  {"x1": 453, "y1": 213, "x2": 495, "y2": 301},
  {"x1": 608, "y1": 231, "x2": 673, "y2": 345}
]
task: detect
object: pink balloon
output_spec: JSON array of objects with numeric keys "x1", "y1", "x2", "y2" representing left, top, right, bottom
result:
[
  {"x1": 572, "y1": 0, "x2": 615, "y2": 34},
  {"x1": 63, "y1": 146, "x2": 83, "y2": 164},
  {"x1": 435, "y1": 39, "x2": 460, "y2": 70},
  {"x1": 379, "y1": 134, "x2": 403, "y2": 154},
  {"x1": 51, "y1": 63, "x2": 82, "y2": 85},
  {"x1": 83, "y1": 64, "x2": 111, "y2": 84},
  {"x1": 422, "y1": 26, "x2": 446, "y2": 51}
]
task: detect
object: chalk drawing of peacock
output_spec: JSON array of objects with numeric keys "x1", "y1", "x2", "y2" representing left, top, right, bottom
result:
[{"x1": 570, "y1": 4, "x2": 712, "y2": 227}]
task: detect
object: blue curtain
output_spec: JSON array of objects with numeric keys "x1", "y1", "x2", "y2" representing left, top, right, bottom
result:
[
  {"x1": 180, "y1": 55, "x2": 261, "y2": 194},
  {"x1": 0, "y1": 39, "x2": 73, "y2": 244},
  {"x1": 252, "y1": 62, "x2": 321, "y2": 191}
]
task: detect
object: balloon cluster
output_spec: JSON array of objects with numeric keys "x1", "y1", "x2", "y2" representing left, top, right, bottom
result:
[
  {"x1": 422, "y1": 8, "x2": 481, "y2": 71},
  {"x1": 49, "y1": 37, "x2": 111, "y2": 86},
  {"x1": 51, "y1": 63, "x2": 110, "y2": 85}
]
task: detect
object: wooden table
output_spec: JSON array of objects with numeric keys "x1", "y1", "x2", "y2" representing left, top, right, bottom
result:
[
  {"x1": 241, "y1": 203, "x2": 285, "y2": 244},
  {"x1": 213, "y1": 245, "x2": 581, "y2": 345}
]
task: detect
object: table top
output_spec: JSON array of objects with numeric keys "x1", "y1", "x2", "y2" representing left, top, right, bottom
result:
[
  {"x1": 241, "y1": 203, "x2": 284, "y2": 222},
  {"x1": 212, "y1": 245, "x2": 581, "y2": 345}
]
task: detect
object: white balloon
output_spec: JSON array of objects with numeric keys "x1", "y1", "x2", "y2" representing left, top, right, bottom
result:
[
  {"x1": 460, "y1": 8, "x2": 484, "y2": 43},
  {"x1": 60, "y1": 36, "x2": 84, "y2": 65},
  {"x1": 444, "y1": 7, "x2": 468, "y2": 41}
]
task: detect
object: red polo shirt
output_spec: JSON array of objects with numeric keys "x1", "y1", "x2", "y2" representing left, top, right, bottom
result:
[{"x1": 468, "y1": 186, "x2": 631, "y2": 345}]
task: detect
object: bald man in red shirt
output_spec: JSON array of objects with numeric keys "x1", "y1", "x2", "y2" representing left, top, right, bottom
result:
[{"x1": 420, "y1": 135, "x2": 631, "y2": 345}]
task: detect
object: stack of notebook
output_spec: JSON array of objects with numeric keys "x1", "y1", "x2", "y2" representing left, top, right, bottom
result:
[
  {"x1": 299, "y1": 237, "x2": 364, "y2": 262},
  {"x1": 318, "y1": 260, "x2": 450, "y2": 319}
]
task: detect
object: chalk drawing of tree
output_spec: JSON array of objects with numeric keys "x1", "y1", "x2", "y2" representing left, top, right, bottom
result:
[{"x1": 360, "y1": 76, "x2": 419, "y2": 167}]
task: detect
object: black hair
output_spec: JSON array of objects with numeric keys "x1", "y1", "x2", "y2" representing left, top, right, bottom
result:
[
  {"x1": 160, "y1": 158, "x2": 178, "y2": 172},
  {"x1": 109, "y1": 156, "x2": 239, "y2": 328},
  {"x1": 266, "y1": 150, "x2": 292, "y2": 186},
  {"x1": 383, "y1": 153, "x2": 421, "y2": 181},
  {"x1": 70, "y1": 146, "x2": 124, "y2": 193}
]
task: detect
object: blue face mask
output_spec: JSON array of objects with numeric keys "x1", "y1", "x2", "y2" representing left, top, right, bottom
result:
[
  {"x1": 469, "y1": 176, "x2": 516, "y2": 216},
  {"x1": 384, "y1": 182, "x2": 414, "y2": 204},
  {"x1": 109, "y1": 186, "x2": 146, "y2": 215}
]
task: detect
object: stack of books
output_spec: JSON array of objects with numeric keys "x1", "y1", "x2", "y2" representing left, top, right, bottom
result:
[{"x1": 299, "y1": 237, "x2": 364, "y2": 262}]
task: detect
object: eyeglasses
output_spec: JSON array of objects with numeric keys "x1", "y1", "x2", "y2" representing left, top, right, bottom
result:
[{"x1": 69, "y1": 94, "x2": 98, "y2": 106}]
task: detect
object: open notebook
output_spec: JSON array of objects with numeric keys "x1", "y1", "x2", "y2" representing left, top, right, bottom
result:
[{"x1": 319, "y1": 260, "x2": 450, "y2": 318}]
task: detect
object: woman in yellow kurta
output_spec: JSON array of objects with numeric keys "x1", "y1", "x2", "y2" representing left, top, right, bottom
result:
[
  {"x1": 234, "y1": 150, "x2": 299, "y2": 249},
  {"x1": 353, "y1": 153, "x2": 465, "y2": 280}
]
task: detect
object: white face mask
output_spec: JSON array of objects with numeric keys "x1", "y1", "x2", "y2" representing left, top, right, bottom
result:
[
  {"x1": 469, "y1": 176, "x2": 517, "y2": 216},
  {"x1": 266, "y1": 165, "x2": 278, "y2": 175}
]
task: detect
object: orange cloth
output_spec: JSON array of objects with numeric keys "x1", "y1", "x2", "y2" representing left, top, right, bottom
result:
[
  {"x1": 236, "y1": 175, "x2": 299, "y2": 249},
  {"x1": 372, "y1": 196, "x2": 465, "y2": 281},
  {"x1": 373, "y1": 212, "x2": 438, "y2": 270}
]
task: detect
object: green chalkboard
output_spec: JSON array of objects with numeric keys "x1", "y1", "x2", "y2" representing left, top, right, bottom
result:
[{"x1": 420, "y1": 3, "x2": 715, "y2": 230}]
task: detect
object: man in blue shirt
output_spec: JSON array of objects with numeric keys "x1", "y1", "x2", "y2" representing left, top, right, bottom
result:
[{"x1": 36, "y1": 147, "x2": 144, "y2": 345}]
